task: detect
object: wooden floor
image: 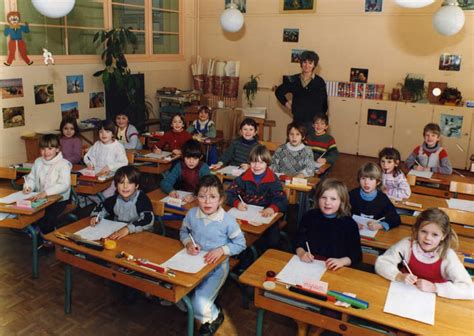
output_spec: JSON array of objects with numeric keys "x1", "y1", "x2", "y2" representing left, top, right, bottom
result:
[{"x1": 0, "y1": 154, "x2": 469, "y2": 335}]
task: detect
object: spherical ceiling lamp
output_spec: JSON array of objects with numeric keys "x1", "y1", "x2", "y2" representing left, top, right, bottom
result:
[
  {"x1": 395, "y1": 0, "x2": 435, "y2": 8},
  {"x1": 433, "y1": 0, "x2": 465, "y2": 36},
  {"x1": 31, "y1": 0, "x2": 76, "y2": 19},
  {"x1": 220, "y1": 2, "x2": 244, "y2": 33}
]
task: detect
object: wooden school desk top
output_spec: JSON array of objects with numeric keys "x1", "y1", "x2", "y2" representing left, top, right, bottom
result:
[
  {"x1": 0, "y1": 188, "x2": 61, "y2": 216},
  {"x1": 392, "y1": 193, "x2": 448, "y2": 211},
  {"x1": 410, "y1": 171, "x2": 474, "y2": 186},
  {"x1": 239, "y1": 249, "x2": 474, "y2": 336}
]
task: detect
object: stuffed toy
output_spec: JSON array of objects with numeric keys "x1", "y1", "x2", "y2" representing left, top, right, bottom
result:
[
  {"x1": 3, "y1": 11, "x2": 33, "y2": 66},
  {"x1": 42, "y1": 48, "x2": 54, "y2": 65}
]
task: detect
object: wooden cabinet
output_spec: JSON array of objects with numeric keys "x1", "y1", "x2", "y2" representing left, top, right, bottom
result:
[{"x1": 328, "y1": 97, "x2": 361, "y2": 155}]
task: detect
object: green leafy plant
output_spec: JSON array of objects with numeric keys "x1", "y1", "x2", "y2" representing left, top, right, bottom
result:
[
  {"x1": 440, "y1": 87, "x2": 462, "y2": 105},
  {"x1": 401, "y1": 75, "x2": 425, "y2": 102},
  {"x1": 243, "y1": 74, "x2": 261, "y2": 107}
]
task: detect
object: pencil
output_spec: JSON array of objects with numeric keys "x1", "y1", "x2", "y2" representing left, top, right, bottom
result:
[
  {"x1": 187, "y1": 227, "x2": 197, "y2": 249},
  {"x1": 238, "y1": 194, "x2": 246, "y2": 206},
  {"x1": 23, "y1": 176, "x2": 29, "y2": 190},
  {"x1": 414, "y1": 159, "x2": 423, "y2": 167},
  {"x1": 318, "y1": 151, "x2": 327, "y2": 160},
  {"x1": 453, "y1": 169, "x2": 465, "y2": 178},
  {"x1": 375, "y1": 216, "x2": 385, "y2": 222},
  {"x1": 305, "y1": 241, "x2": 313, "y2": 259},
  {"x1": 398, "y1": 252, "x2": 414, "y2": 276}
]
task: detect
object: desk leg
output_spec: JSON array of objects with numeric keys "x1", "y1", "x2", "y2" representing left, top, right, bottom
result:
[
  {"x1": 65, "y1": 264, "x2": 72, "y2": 314},
  {"x1": 256, "y1": 308, "x2": 265, "y2": 336},
  {"x1": 25, "y1": 225, "x2": 39, "y2": 279},
  {"x1": 181, "y1": 295, "x2": 194, "y2": 336}
]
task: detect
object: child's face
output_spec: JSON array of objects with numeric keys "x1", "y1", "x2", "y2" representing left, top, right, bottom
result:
[
  {"x1": 424, "y1": 131, "x2": 440, "y2": 147},
  {"x1": 313, "y1": 119, "x2": 328, "y2": 135},
  {"x1": 318, "y1": 188, "x2": 341, "y2": 216},
  {"x1": 116, "y1": 115, "x2": 129, "y2": 129},
  {"x1": 40, "y1": 146, "x2": 60, "y2": 161},
  {"x1": 99, "y1": 129, "x2": 114, "y2": 144},
  {"x1": 184, "y1": 156, "x2": 200, "y2": 169},
  {"x1": 359, "y1": 176, "x2": 378, "y2": 193},
  {"x1": 380, "y1": 157, "x2": 397, "y2": 174},
  {"x1": 250, "y1": 156, "x2": 267, "y2": 175},
  {"x1": 171, "y1": 116, "x2": 184, "y2": 132},
  {"x1": 197, "y1": 186, "x2": 222, "y2": 215},
  {"x1": 417, "y1": 222, "x2": 444, "y2": 253},
  {"x1": 288, "y1": 127, "x2": 303, "y2": 146},
  {"x1": 62, "y1": 123, "x2": 75, "y2": 138},
  {"x1": 116, "y1": 176, "x2": 138, "y2": 200},
  {"x1": 240, "y1": 124, "x2": 257, "y2": 140},
  {"x1": 198, "y1": 110, "x2": 210, "y2": 122}
]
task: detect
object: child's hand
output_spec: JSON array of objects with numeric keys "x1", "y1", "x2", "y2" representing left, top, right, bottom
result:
[
  {"x1": 414, "y1": 165, "x2": 429, "y2": 172},
  {"x1": 23, "y1": 186, "x2": 31, "y2": 194},
  {"x1": 183, "y1": 194, "x2": 195, "y2": 203},
  {"x1": 297, "y1": 248, "x2": 314, "y2": 263},
  {"x1": 87, "y1": 163, "x2": 94, "y2": 170},
  {"x1": 172, "y1": 149, "x2": 182, "y2": 156},
  {"x1": 90, "y1": 216, "x2": 100, "y2": 226},
  {"x1": 240, "y1": 163, "x2": 250, "y2": 171},
  {"x1": 316, "y1": 158, "x2": 327, "y2": 165},
  {"x1": 186, "y1": 242, "x2": 200, "y2": 255},
  {"x1": 152, "y1": 146, "x2": 161, "y2": 154},
  {"x1": 367, "y1": 221, "x2": 383, "y2": 231},
  {"x1": 210, "y1": 162, "x2": 223, "y2": 170},
  {"x1": 29, "y1": 191, "x2": 47, "y2": 201},
  {"x1": 204, "y1": 247, "x2": 224, "y2": 264},
  {"x1": 415, "y1": 279, "x2": 436, "y2": 293},
  {"x1": 357, "y1": 222, "x2": 364, "y2": 230},
  {"x1": 98, "y1": 166, "x2": 110, "y2": 176},
  {"x1": 325, "y1": 257, "x2": 348, "y2": 271},
  {"x1": 260, "y1": 207, "x2": 275, "y2": 217},
  {"x1": 237, "y1": 202, "x2": 248, "y2": 211},
  {"x1": 108, "y1": 226, "x2": 129, "y2": 240},
  {"x1": 169, "y1": 190, "x2": 179, "y2": 198},
  {"x1": 397, "y1": 272, "x2": 417, "y2": 285}
]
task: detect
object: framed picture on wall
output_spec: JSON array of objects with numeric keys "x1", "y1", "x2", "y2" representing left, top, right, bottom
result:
[
  {"x1": 440, "y1": 114, "x2": 463, "y2": 138},
  {"x1": 225, "y1": 0, "x2": 246, "y2": 13},
  {"x1": 280, "y1": 0, "x2": 316, "y2": 13},
  {"x1": 367, "y1": 109, "x2": 387, "y2": 127},
  {"x1": 459, "y1": 0, "x2": 474, "y2": 10}
]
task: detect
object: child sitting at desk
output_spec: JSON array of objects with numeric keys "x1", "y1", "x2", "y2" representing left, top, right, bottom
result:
[
  {"x1": 305, "y1": 114, "x2": 339, "y2": 168},
  {"x1": 90, "y1": 166, "x2": 154, "y2": 239},
  {"x1": 160, "y1": 139, "x2": 210, "y2": 203},
  {"x1": 350, "y1": 162, "x2": 401, "y2": 231},
  {"x1": 115, "y1": 110, "x2": 142, "y2": 150},
  {"x1": 375, "y1": 208, "x2": 474, "y2": 300},
  {"x1": 405, "y1": 123, "x2": 452, "y2": 175},
  {"x1": 187, "y1": 105, "x2": 218, "y2": 164},
  {"x1": 153, "y1": 113, "x2": 191, "y2": 156},
  {"x1": 180, "y1": 175, "x2": 246, "y2": 335},
  {"x1": 59, "y1": 116, "x2": 82, "y2": 164},
  {"x1": 23, "y1": 134, "x2": 72, "y2": 239},
  {"x1": 270, "y1": 121, "x2": 316, "y2": 177},
  {"x1": 379, "y1": 147, "x2": 411, "y2": 200}
]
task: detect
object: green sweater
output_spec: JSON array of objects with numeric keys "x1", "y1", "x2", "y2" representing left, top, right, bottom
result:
[
  {"x1": 305, "y1": 132, "x2": 339, "y2": 165},
  {"x1": 219, "y1": 137, "x2": 259, "y2": 166}
]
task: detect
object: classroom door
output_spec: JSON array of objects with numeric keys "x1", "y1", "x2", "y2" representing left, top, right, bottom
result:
[
  {"x1": 358, "y1": 100, "x2": 397, "y2": 158},
  {"x1": 328, "y1": 97, "x2": 361, "y2": 155},
  {"x1": 433, "y1": 105, "x2": 472, "y2": 170}
]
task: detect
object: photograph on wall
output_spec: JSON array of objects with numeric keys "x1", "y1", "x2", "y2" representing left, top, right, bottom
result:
[
  {"x1": 291, "y1": 49, "x2": 305, "y2": 63},
  {"x1": 89, "y1": 92, "x2": 105, "y2": 108},
  {"x1": 283, "y1": 28, "x2": 299, "y2": 42},
  {"x1": 0, "y1": 78, "x2": 24, "y2": 99},
  {"x1": 440, "y1": 114, "x2": 463, "y2": 138},
  {"x1": 66, "y1": 75, "x2": 84, "y2": 94},
  {"x1": 350, "y1": 68, "x2": 369, "y2": 83},
  {"x1": 225, "y1": 0, "x2": 246, "y2": 13},
  {"x1": 61, "y1": 102, "x2": 79, "y2": 119},
  {"x1": 367, "y1": 108, "x2": 387, "y2": 127},
  {"x1": 459, "y1": 0, "x2": 474, "y2": 10},
  {"x1": 3, "y1": 106, "x2": 25, "y2": 128},
  {"x1": 439, "y1": 54, "x2": 461, "y2": 71},
  {"x1": 365, "y1": 0, "x2": 383, "y2": 12},
  {"x1": 34, "y1": 84, "x2": 54, "y2": 104},
  {"x1": 280, "y1": 0, "x2": 316, "y2": 13}
]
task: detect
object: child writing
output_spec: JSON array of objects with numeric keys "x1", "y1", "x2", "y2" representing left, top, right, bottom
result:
[
  {"x1": 90, "y1": 166, "x2": 154, "y2": 239},
  {"x1": 405, "y1": 123, "x2": 453, "y2": 175},
  {"x1": 115, "y1": 111, "x2": 142, "y2": 150},
  {"x1": 210, "y1": 117, "x2": 259, "y2": 171},
  {"x1": 160, "y1": 139, "x2": 211, "y2": 203},
  {"x1": 379, "y1": 147, "x2": 411, "y2": 200},
  {"x1": 186, "y1": 105, "x2": 218, "y2": 164},
  {"x1": 180, "y1": 175, "x2": 246, "y2": 335},
  {"x1": 349, "y1": 162, "x2": 401, "y2": 231},
  {"x1": 59, "y1": 116, "x2": 82, "y2": 164},
  {"x1": 23, "y1": 134, "x2": 72, "y2": 237},
  {"x1": 296, "y1": 178, "x2": 362, "y2": 270},
  {"x1": 270, "y1": 121, "x2": 316, "y2": 177},
  {"x1": 305, "y1": 114, "x2": 339, "y2": 167},
  {"x1": 375, "y1": 208, "x2": 474, "y2": 300},
  {"x1": 153, "y1": 113, "x2": 191, "y2": 156}
]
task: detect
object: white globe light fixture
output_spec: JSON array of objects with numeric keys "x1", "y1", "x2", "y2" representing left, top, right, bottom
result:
[
  {"x1": 220, "y1": 2, "x2": 244, "y2": 33},
  {"x1": 433, "y1": 0, "x2": 465, "y2": 36},
  {"x1": 31, "y1": 0, "x2": 76, "y2": 19},
  {"x1": 395, "y1": 0, "x2": 435, "y2": 8}
]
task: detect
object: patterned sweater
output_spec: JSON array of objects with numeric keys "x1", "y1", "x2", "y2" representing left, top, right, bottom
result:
[
  {"x1": 270, "y1": 143, "x2": 316, "y2": 177},
  {"x1": 218, "y1": 137, "x2": 259, "y2": 166},
  {"x1": 381, "y1": 172, "x2": 411, "y2": 200},
  {"x1": 305, "y1": 132, "x2": 338, "y2": 165},
  {"x1": 405, "y1": 142, "x2": 452, "y2": 175}
]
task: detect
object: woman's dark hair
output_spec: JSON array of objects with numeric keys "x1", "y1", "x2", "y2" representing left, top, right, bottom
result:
[
  {"x1": 99, "y1": 119, "x2": 117, "y2": 137},
  {"x1": 300, "y1": 50, "x2": 319, "y2": 66},
  {"x1": 114, "y1": 165, "x2": 140, "y2": 187},
  {"x1": 195, "y1": 174, "x2": 225, "y2": 198},
  {"x1": 60, "y1": 116, "x2": 80, "y2": 138},
  {"x1": 182, "y1": 139, "x2": 202, "y2": 159},
  {"x1": 378, "y1": 147, "x2": 402, "y2": 177}
]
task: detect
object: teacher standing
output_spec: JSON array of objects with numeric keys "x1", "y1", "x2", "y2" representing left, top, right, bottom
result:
[{"x1": 275, "y1": 50, "x2": 328, "y2": 131}]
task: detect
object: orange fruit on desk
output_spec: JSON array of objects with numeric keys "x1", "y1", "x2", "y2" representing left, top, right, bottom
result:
[{"x1": 103, "y1": 239, "x2": 116, "y2": 250}]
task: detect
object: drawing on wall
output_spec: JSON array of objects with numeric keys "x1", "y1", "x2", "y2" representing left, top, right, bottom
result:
[
  {"x1": 459, "y1": 0, "x2": 474, "y2": 10},
  {"x1": 283, "y1": 28, "x2": 299, "y2": 42},
  {"x1": 3, "y1": 106, "x2": 25, "y2": 128},
  {"x1": 61, "y1": 102, "x2": 79, "y2": 119},
  {"x1": 439, "y1": 54, "x2": 461, "y2": 71},
  {"x1": 0, "y1": 78, "x2": 24, "y2": 99},
  {"x1": 225, "y1": 0, "x2": 246, "y2": 13},
  {"x1": 66, "y1": 75, "x2": 84, "y2": 93},
  {"x1": 89, "y1": 92, "x2": 105, "y2": 108},
  {"x1": 280, "y1": 0, "x2": 316, "y2": 13},
  {"x1": 34, "y1": 84, "x2": 54, "y2": 104},
  {"x1": 291, "y1": 49, "x2": 305, "y2": 63},
  {"x1": 367, "y1": 109, "x2": 387, "y2": 127},
  {"x1": 365, "y1": 0, "x2": 383, "y2": 12},
  {"x1": 440, "y1": 114, "x2": 463, "y2": 138},
  {"x1": 350, "y1": 68, "x2": 369, "y2": 83}
]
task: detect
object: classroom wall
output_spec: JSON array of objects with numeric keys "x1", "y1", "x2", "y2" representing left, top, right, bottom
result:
[
  {"x1": 0, "y1": 2, "x2": 197, "y2": 166},
  {"x1": 198, "y1": 0, "x2": 474, "y2": 143}
]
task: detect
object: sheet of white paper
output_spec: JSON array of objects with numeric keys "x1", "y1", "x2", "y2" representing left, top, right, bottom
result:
[
  {"x1": 0, "y1": 190, "x2": 39, "y2": 204},
  {"x1": 143, "y1": 151, "x2": 172, "y2": 159},
  {"x1": 160, "y1": 190, "x2": 193, "y2": 205},
  {"x1": 75, "y1": 218, "x2": 127, "y2": 241},
  {"x1": 408, "y1": 170, "x2": 433, "y2": 179},
  {"x1": 161, "y1": 248, "x2": 207, "y2": 273},
  {"x1": 227, "y1": 204, "x2": 277, "y2": 225},
  {"x1": 383, "y1": 281, "x2": 435, "y2": 325},
  {"x1": 352, "y1": 215, "x2": 379, "y2": 239},
  {"x1": 77, "y1": 167, "x2": 102, "y2": 176},
  {"x1": 216, "y1": 165, "x2": 245, "y2": 176},
  {"x1": 0, "y1": 212, "x2": 16, "y2": 221},
  {"x1": 276, "y1": 255, "x2": 326, "y2": 286},
  {"x1": 447, "y1": 198, "x2": 474, "y2": 213}
]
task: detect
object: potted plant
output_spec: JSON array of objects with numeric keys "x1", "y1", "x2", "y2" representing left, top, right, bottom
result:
[
  {"x1": 243, "y1": 74, "x2": 261, "y2": 107},
  {"x1": 401, "y1": 75, "x2": 425, "y2": 102},
  {"x1": 440, "y1": 87, "x2": 462, "y2": 106}
]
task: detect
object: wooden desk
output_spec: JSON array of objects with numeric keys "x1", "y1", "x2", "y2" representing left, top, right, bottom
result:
[
  {"x1": 0, "y1": 188, "x2": 61, "y2": 278},
  {"x1": 72, "y1": 166, "x2": 113, "y2": 196},
  {"x1": 239, "y1": 249, "x2": 474, "y2": 336},
  {"x1": 130, "y1": 149, "x2": 178, "y2": 175},
  {"x1": 45, "y1": 218, "x2": 225, "y2": 336},
  {"x1": 409, "y1": 172, "x2": 474, "y2": 199}
]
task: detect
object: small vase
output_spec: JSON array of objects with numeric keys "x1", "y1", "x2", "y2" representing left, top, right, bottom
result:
[{"x1": 391, "y1": 88, "x2": 400, "y2": 101}]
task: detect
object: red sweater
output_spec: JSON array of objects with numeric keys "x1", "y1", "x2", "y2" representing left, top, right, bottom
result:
[{"x1": 158, "y1": 130, "x2": 192, "y2": 151}]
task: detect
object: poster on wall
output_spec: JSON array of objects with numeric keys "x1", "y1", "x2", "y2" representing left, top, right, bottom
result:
[
  {"x1": 89, "y1": 92, "x2": 105, "y2": 108},
  {"x1": 283, "y1": 28, "x2": 299, "y2": 42},
  {"x1": 350, "y1": 68, "x2": 369, "y2": 83},
  {"x1": 439, "y1": 54, "x2": 461, "y2": 71},
  {"x1": 34, "y1": 84, "x2": 54, "y2": 104},
  {"x1": 280, "y1": 0, "x2": 316, "y2": 13},
  {"x1": 225, "y1": 0, "x2": 246, "y2": 13},
  {"x1": 459, "y1": 0, "x2": 474, "y2": 10},
  {"x1": 291, "y1": 49, "x2": 305, "y2": 63},
  {"x1": 367, "y1": 109, "x2": 387, "y2": 127},
  {"x1": 440, "y1": 114, "x2": 463, "y2": 138},
  {"x1": 365, "y1": 0, "x2": 383, "y2": 12},
  {"x1": 66, "y1": 75, "x2": 84, "y2": 94},
  {"x1": 3, "y1": 106, "x2": 25, "y2": 128},
  {"x1": 0, "y1": 78, "x2": 24, "y2": 99},
  {"x1": 61, "y1": 102, "x2": 79, "y2": 119}
]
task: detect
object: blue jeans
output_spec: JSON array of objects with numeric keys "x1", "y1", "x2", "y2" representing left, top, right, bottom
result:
[{"x1": 192, "y1": 260, "x2": 229, "y2": 323}]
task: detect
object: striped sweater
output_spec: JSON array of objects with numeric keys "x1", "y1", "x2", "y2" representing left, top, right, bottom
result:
[
  {"x1": 218, "y1": 137, "x2": 259, "y2": 166},
  {"x1": 305, "y1": 132, "x2": 339, "y2": 165}
]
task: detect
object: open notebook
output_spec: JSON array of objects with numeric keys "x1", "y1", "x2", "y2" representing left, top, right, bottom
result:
[{"x1": 227, "y1": 204, "x2": 277, "y2": 225}]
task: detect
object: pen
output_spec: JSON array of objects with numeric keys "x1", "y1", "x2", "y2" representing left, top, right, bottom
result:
[
  {"x1": 453, "y1": 169, "x2": 465, "y2": 178},
  {"x1": 317, "y1": 151, "x2": 327, "y2": 160},
  {"x1": 23, "y1": 176, "x2": 29, "y2": 191},
  {"x1": 414, "y1": 159, "x2": 423, "y2": 167},
  {"x1": 398, "y1": 252, "x2": 414, "y2": 276},
  {"x1": 375, "y1": 216, "x2": 385, "y2": 222},
  {"x1": 186, "y1": 227, "x2": 198, "y2": 249},
  {"x1": 238, "y1": 194, "x2": 246, "y2": 206},
  {"x1": 96, "y1": 212, "x2": 101, "y2": 224},
  {"x1": 306, "y1": 241, "x2": 312, "y2": 258}
]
